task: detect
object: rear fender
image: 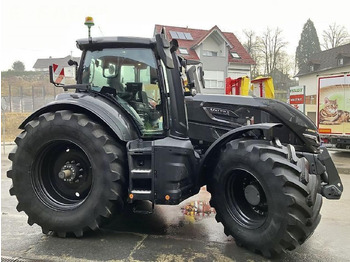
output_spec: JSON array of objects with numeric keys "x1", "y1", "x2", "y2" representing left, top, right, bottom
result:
[
  {"x1": 19, "y1": 93, "x2": 139, "y2": 142},
  {"x1": 199, "y1": 123, "x2": 282, "y2": 185}
]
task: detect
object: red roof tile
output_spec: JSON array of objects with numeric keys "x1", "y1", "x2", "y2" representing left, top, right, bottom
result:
[{"x1": 154, "y1": 24, "x2": 255, "y2": 65}]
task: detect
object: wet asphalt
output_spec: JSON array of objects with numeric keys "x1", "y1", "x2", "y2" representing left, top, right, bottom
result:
[{"x1": 1, "y1": 148, "x2": 350, "y2": 262}]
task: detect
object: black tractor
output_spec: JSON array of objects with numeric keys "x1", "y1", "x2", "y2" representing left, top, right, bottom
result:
[{"x1": 8, "y1": 32, "x2": 343, "y2": 257}]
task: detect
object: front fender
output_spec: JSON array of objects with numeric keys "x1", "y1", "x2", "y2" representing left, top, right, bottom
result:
[
  {"x1": 199, "y1": 123, "x2": 282, "y2": 185},
  {"x1": 19, "y1": 93, "x2": 139, "y2": 142}
]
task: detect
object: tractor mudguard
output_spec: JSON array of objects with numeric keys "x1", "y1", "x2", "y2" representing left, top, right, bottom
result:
[
  {"x1": 19, "y1": 93, "x2": 139, "y2": 142},
  {"x1": 198, "y1": 123, "x2": 282, "y2": 185}
]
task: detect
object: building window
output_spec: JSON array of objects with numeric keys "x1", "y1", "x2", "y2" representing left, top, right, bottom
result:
[
  {"x1": 179, "y1": 48, "x2": 189, "y2": 55},
  {"x1": 169, "y1": 31, "x2": 193, "y2": 40},
  {"x1": 184, "y1": 32, "x2": 193, "y2": 40},
  {"x1": 338, "y1": 58, "x2": 344, "y2": 66},
  {"x1": 203, "y1": 50, "x2": 218, "y2": 57},
  {"x1": 231, "y1": 52, "x2": 241, "y2": 59},
  {"x1": 204, "y1": 70, "x2": 224, "y2": 88}
]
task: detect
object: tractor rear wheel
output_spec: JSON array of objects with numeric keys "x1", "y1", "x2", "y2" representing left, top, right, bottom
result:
[
  {"x1": 8, "y1": 110, "x2": 127, "y2": 237},
  {"x1": 209, "y1": 139, "x2": 322, "y2": 257}
]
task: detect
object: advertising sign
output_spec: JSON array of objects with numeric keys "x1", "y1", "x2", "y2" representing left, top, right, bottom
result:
[{"x1": 289, "y1": 86, "x2": 305, "y2": 113}]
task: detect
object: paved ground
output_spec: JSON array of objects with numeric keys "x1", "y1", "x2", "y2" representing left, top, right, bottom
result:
[{"x1": 1, "y1": 146, "x2": 350, "y2": 262}]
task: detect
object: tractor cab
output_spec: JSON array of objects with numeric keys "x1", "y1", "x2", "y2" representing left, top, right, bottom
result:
[
  {"x1": 50, "y1": 35, "x2": 199, "y2": 140},
  {"x1": 80, "y1": 44, "x2": 164, "y2": 135}
]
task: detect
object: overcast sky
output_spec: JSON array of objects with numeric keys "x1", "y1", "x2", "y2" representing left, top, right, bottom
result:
[{"x1": 1, "y1": 0, "x2": 349, "y2": 71}]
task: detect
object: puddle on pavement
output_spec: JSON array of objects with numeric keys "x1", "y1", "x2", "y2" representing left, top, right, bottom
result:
[
  {"x1": 103, "y1": 186, "x2": 221, "y2": 239},
  {"x1": 179, "y1": 186, "x2": 216, "y2": 223},
  {"x1": 180, "y1": 199, "x2": 216, "y2": 223}
]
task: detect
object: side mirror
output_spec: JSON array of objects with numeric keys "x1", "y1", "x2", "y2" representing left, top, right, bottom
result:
[
  {"x1": 186, "y1": 66, "x2": 196, "y2": 86},
  {"x1": 103, "y1": 64, "x2": 117, "y2": 78},
  {"x1": 184, "y1": 66, "x2": 197, "y2": 96},
  {"x1": 68, "y1": 59, "x2": 79, "y2": 81},
  {"x1": 170, "y1": 39, "x2": 179, "y2": 53},
  {"x1": 198, "y1": 66, "x2": 205, "y2": 89},
  {"x1": 155, "y1": 33, "x2": 174, "y2": 69},
  {"x1": 49, "y1": 64, "x2": 65, "y2": 86},
  {"x1": 68, "y1": 59, "x2": 78, "y2": 67},
  {"x1": 185, "y1": 65, "x2": 207, "y2": 94}
]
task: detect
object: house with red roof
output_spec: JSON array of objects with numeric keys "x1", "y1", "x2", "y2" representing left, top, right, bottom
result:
[{"x1": 154, "y1": 25, "x2": 255, "y2": 94}]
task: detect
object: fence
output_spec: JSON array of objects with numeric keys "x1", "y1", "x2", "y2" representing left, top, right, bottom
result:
[
  {"x1": 1, "y1": 85, "x2": 65, "y2": 113},
  {"x1": 1, "y1": 85, "x2": 66, "y2": 153}
]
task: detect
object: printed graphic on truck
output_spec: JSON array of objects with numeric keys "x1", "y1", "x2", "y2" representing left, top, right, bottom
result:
[{"x1": 318, "y1": 74, "x2": 350, "y2": 134}]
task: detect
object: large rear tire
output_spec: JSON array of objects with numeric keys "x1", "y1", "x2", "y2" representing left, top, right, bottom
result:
[
  {"x1": 208, "y1": 139, "x2": 322, "y2": 257},
  {"x1": 8, "y1": 110, "x2": 127, "y2": 237}
]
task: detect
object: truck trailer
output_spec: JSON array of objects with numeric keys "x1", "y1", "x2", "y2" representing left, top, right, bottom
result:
[{"x1": 318, "y1": 73, "x2": 350, "y2": 149}]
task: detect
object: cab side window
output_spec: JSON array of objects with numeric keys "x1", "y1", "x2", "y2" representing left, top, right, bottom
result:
[{"x1": 82, "y1": 48, "x2": 163, "y2": 136}]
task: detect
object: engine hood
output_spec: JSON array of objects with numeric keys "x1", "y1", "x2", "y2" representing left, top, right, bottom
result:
[{"x1": 186, "y1": 94, "x2": 320, "y2": 153}]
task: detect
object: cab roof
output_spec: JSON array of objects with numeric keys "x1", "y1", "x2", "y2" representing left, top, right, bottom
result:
[{"x1": 76, "y1": 36, "x2": 156, "y2": 50}]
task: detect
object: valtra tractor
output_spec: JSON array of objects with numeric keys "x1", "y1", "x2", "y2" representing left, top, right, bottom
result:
[{"x1": 8, "y1": 19, "x2": 343, "y2": 257}]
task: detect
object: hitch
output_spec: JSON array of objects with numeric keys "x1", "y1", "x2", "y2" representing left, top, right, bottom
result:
[
  {"x1": 131, "y1": 200, "x2": 154, "y2": 215},
  {"x1": 318, "y1": 147, "x2": 343, "y2": 199}
]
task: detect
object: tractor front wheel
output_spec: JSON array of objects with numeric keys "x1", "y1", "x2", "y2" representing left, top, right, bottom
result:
[{"x1": 209, "y1": 139, "x2": 322, "y2": 257}]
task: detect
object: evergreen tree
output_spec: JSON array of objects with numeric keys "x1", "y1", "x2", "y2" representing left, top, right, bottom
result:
[
  {"x1": 296, "y1": 19, "x2": 321, "y2": 72},
  {"x1": 11, "y1": 60, "x2": 25, "y2": 72}
]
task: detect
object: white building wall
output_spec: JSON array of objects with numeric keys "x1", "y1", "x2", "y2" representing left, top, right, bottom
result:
[
  {"x1": 202, "y1": 35, "x2": 223, "y2": 55},
  {"x1": 227, "y1": 63, "x2": 251, "y2": 79},
  {"x1": 298, "y1": 74, "x2": 317, "y2": 96},
  {"x1": 299, "y1": 66, "x2": 350, "y2": 96}
]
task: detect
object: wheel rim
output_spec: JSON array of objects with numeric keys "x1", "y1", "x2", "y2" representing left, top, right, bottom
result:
[
  {"x1": 225, "y1": 169, "x2": 268, "y2": 229},
  {"x1": 32, "y1": 140, "x2": 92, "y2": 210}
]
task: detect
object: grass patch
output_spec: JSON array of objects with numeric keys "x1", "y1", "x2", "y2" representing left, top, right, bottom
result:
[{"x1": 1, "y1": 112, "x2": 31, "y2": 142}]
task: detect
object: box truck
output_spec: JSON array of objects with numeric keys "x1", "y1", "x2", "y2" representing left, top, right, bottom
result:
[{"x1": 318, "y1": 74, "x2": 350, "y2": 149}]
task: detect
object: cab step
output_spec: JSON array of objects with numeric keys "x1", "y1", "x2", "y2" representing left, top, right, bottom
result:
[{"x1": 127, "y1": 140, "x2": 155, "y2": 204}]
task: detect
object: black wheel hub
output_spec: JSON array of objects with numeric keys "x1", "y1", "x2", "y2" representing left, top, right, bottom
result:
[
  {"x1": 33, "y1": 141, "x2": 92, "y2": 210},
  {"x1": 225, "y1": 170, "x2": 268, "y2": 229},
  {"x1": 244, "y1": 184, "x2": 261, "y2": 206}
]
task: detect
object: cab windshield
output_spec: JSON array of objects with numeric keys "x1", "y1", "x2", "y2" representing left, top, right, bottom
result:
[{"x1": 82, "y1": 48, "x2": 163, "y2": 135}]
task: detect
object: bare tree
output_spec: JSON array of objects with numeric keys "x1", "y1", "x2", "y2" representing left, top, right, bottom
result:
[
  {"x1": 322, "y1": 23, "x2": 350, "y2": 49},
  {"x1": 243, "y1": 29, "x2": 255, "y2": 55},
  {"x1": 242, "y1": 29, "x2": 262, "y2": 78},
  {"x1": 276, "y1": 51, "x2": 295, "y2": 76},
  {"x1": 257, "y1": 27, "x2": 288, "y2": 75}
]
